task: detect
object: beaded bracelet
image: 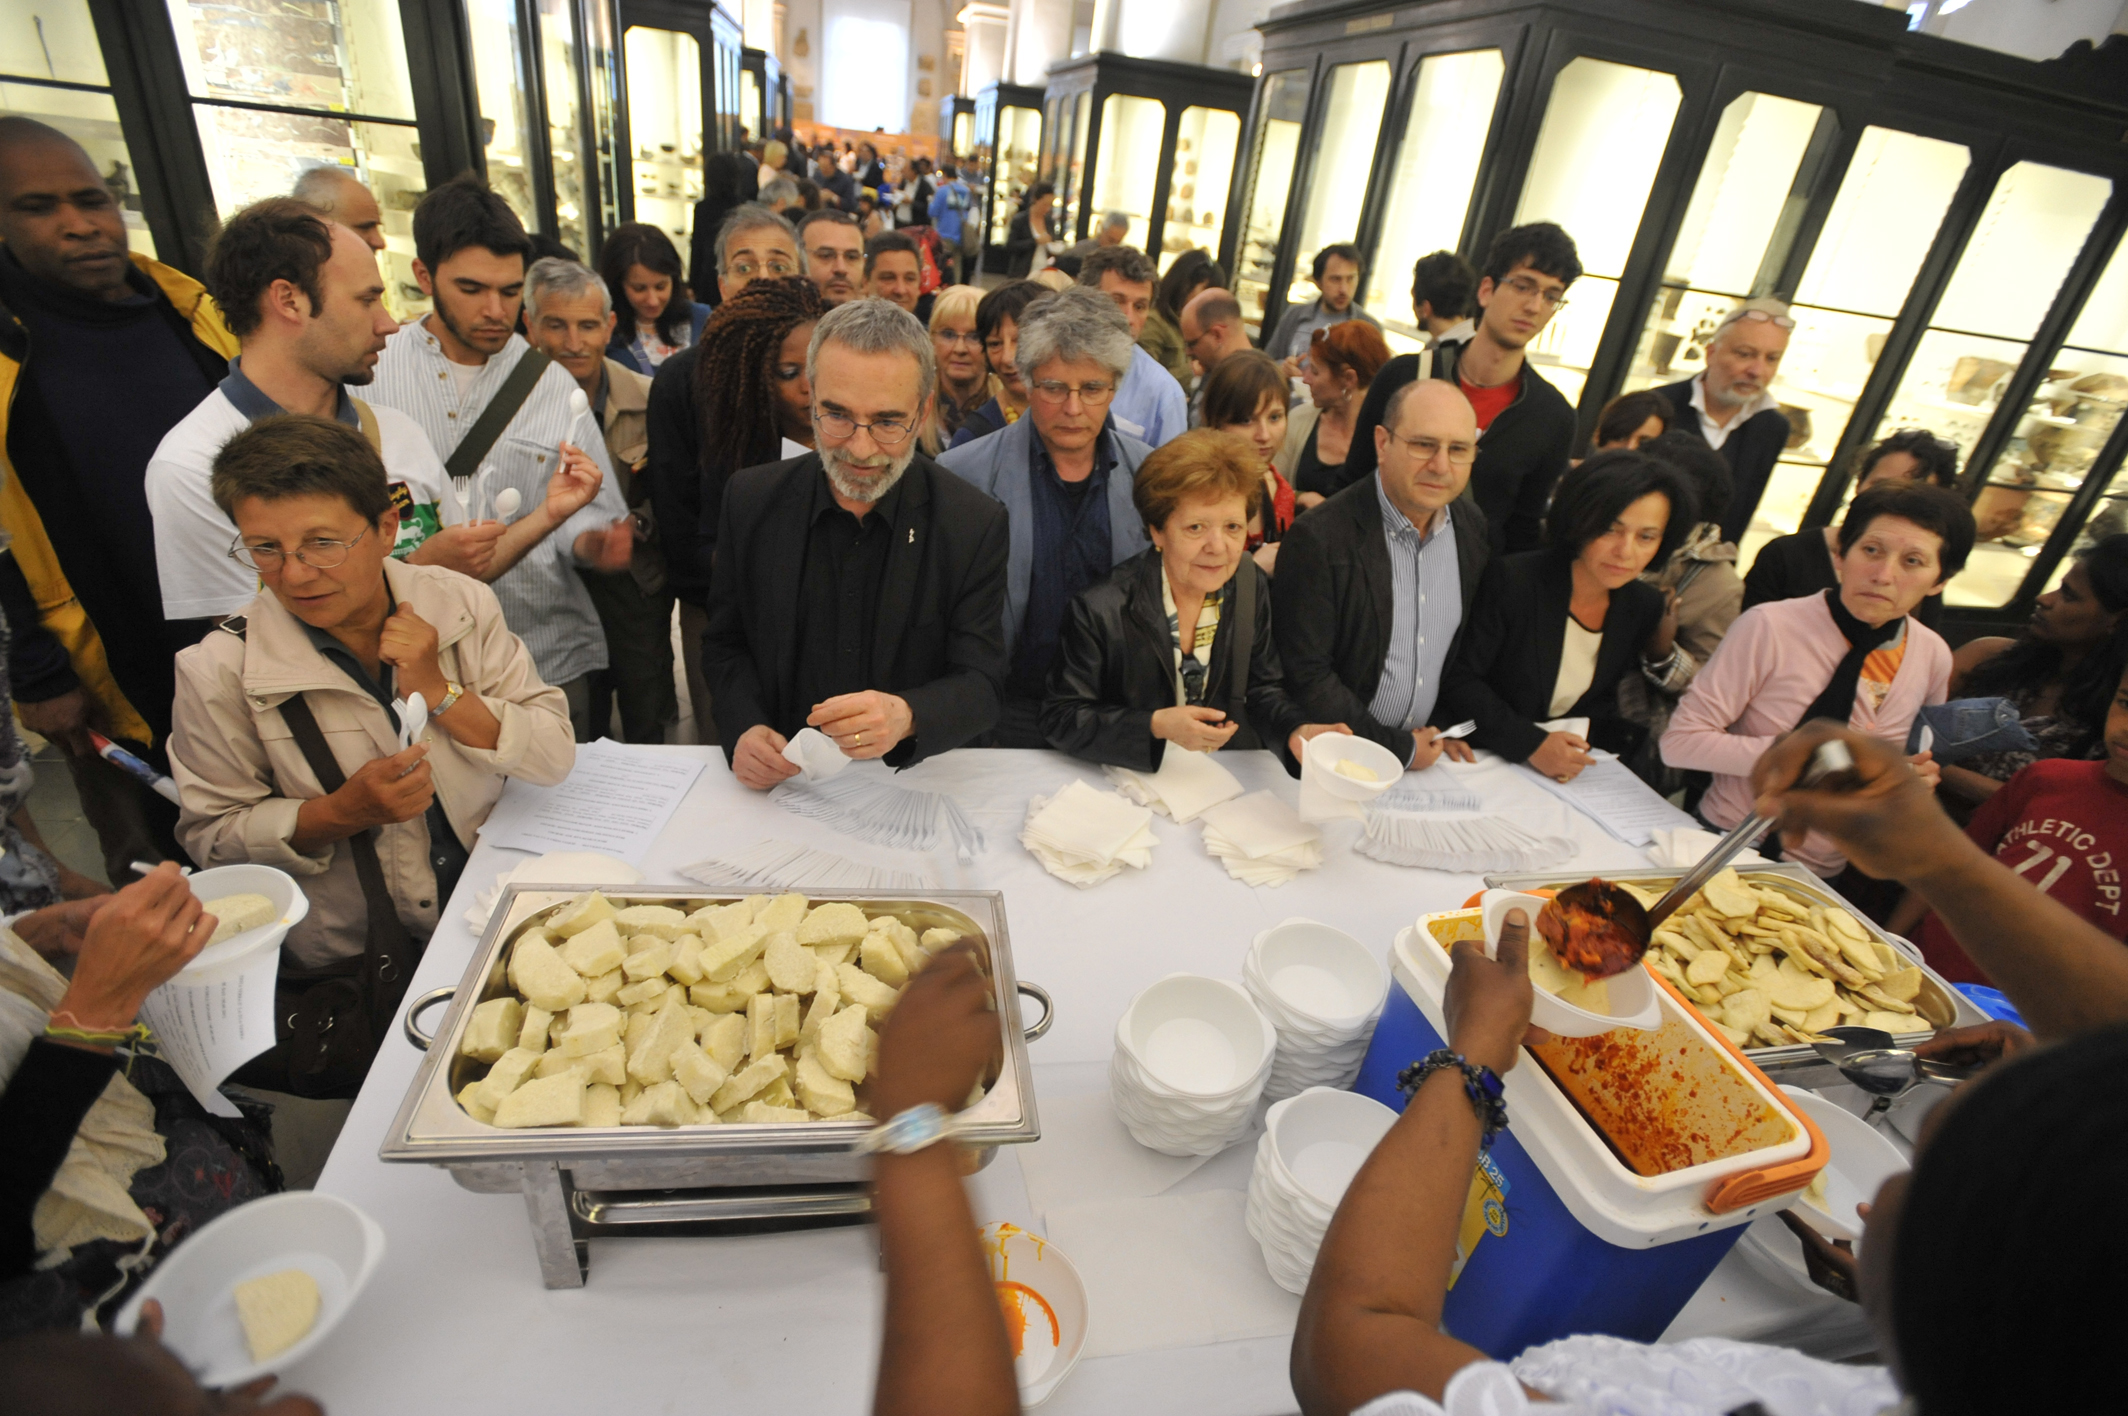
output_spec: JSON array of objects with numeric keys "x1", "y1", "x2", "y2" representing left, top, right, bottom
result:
[{"x1": 1397, "y1": 1048, "x2": 1510, "y2": 1149}]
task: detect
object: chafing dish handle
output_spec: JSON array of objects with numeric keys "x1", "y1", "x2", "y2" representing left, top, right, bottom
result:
[
  {"x1": 403, "y1": 986, "x2": 457, "y2": 1052},
  {"x1": 1016, "y1": 981, "x2": 1053, "y2": 1042}
]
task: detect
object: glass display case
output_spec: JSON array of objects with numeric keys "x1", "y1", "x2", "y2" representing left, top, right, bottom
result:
[
  {"x1": 740, "y1": 62, "x2": 760, "y2": 141},
  {"x1": 1290, "y1": 60, "x2": 1391, "y2": 301},
  {"x1": 973, "y1": 83, "x2": 1043, "y2": 266},
  {"x1": 1232, "y1": 69, "x2": 1307, "y2": 332},
  {"x1": 1091, "y1": 94, "x2": 1166, "y2": 252},
  {"x1": 1712, "y1": 125, "x2": 1974, "y2": 565},
  {"x1": 537, "y1": 0, "x2": 590, "y2": 257},
  {"x1": 1512, "y1": 56, "x2": 1684, "y2": 408},
  {"x1": 1, "y1": 0, "x2": 157, "y2": 257},
  {"x1": 468, "y1": 0, "x2": 542, "y2": 235},
  {"x1": 623, "y1": 25, "x2": 702, "y2": 265},
  {"x1": 2032, "y1": 240, "x2": 2128, "y2": 578},
  {"x1": 1365, "y1": 48, "x2": 1507, "y2": 349},
  {"x1": 1866, "y1": 161, "x2": 2114, "y2": 608},
  {"x1": 1162, "y1": 105, "x2": 1238, "y2": 273},
  {"x1": 1062, "y1": 91, "x2": 1091, "y2": 242}
]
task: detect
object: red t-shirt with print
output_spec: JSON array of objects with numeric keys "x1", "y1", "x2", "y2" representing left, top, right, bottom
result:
[
  {"x1": 1459, "y1": 369, "x2": 1520, "y2": 431},
  {"x1": 1916, "y1": 758, "x2": 2128, "y2": 984}
]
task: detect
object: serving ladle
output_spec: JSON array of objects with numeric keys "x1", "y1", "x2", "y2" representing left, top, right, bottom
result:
[{"x1": 1539, "y1": 740, "x2": 1860, "y2": 980}]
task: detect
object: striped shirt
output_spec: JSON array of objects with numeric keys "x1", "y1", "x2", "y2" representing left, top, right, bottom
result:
[
  {"x1": 367, "y1": 320, "x2": 628, "y2": 687},
  {"x1": 1367, "y1": 478, "x2": 1461, "y2": 753}
]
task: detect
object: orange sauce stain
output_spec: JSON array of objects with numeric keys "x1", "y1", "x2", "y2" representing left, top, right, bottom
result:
[{"x1": 995, "y1": 1280, "x2": 1060, "y2": 1357}]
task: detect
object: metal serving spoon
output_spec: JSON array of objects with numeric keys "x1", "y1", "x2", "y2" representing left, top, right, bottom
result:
[{"x1": 1812, "y1": 1025, "x2": 1976, "y2": 1126}]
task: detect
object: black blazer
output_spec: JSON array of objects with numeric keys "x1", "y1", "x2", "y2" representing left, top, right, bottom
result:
[
  {"x1": 1439, "y1": 549, "x2": 1666, "y2": 764},
  {"x1": 1040, "y1": 549, "x2": 1307, "y2": 772},
  {"x1": 1272, "y1": 477, "x2": 1491, "y2": 766},
  {"x1": 1656, "y1": 378, "x2": 1789, "y2": 546},
  {"x1": 702, "y1": 453, "x2": 1009, "y2": 767}
]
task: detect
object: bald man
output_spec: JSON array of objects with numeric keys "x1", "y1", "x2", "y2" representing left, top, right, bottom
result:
[
  {"x1": 293, "y1": 164, "x2": 387, "y2": 252},
  {"x1": 1272, "y1": 379, "x2": 1491, "y2": 770},
  {"x1": 0, "y1": 115, "x2": 235, "y2": 881},
  {"x1": 1177, "y1": 285, "x2": 1251, "y2": 426}
]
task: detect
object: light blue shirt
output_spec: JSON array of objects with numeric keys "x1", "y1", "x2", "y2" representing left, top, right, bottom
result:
[
  {"x1": 1109, "y1": 345, "x2": 1187, "y2": 449},
  {"x1": 1368, "y1": 477, "x2": 1461, "y2": 751}
]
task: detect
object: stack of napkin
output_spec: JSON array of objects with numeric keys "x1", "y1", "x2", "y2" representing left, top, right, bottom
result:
[
  {"x1": 1022, "y1": 780, "x2": 1159, "y2": 887},
  {"x1": 1646, "y1": 826, "x2": 1767, "y2": 869},
  {"x1": 1105, "y1": 747, "x2": 1245, "y2": 823},
  {"x1": 1198, "y1": 791, "x2": 1323, "y2": 887}
]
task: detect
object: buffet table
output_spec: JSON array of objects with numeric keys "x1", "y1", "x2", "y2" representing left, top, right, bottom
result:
[{"x1": 291, "y1": 747, "x2": 1875, "y2": 1415}]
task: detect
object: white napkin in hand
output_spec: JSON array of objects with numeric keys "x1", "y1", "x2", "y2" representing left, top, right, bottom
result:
[
  {"x1": 1022, "y1": 780, "x2": 1157, "y2": 887},
  {"x1": 781, "y1": 726, "x2": 853, "y2": 781},
  {"x1": 1105, "y1": 747, "x2": 1244, "y2": 823},
  {"x1": 1198, "y1": 791, "x2": 1321, "y2": 887},
  {"x1": 1646, "y1": 826, "x2": 1767, "y2": 869}
]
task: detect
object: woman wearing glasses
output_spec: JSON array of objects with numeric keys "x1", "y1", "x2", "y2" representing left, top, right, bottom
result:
[
  {"x1": 1742, "y1": 428, "x2": 1959, "y2": 630},
  {"x1": 923, "y1": 285, "x2": 995, "y2": 453},
  {"x1": 1200, "y1": 351, "x2": 1298, "y2": 574},
  {"x1": 168, "y1": 415, "x2": 575, "y2": 1093},
  {"x1": 1041, "y1": 429, "x2": 1343, "y2": 769},
  {"x1": 1439, "y1": 450, "x2": 1697, "y2": 781}
]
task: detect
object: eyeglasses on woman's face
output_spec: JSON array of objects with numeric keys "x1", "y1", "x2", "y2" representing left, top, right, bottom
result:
[{"x1": 228, "y1": 525, "x2": 372, "y2": 571}]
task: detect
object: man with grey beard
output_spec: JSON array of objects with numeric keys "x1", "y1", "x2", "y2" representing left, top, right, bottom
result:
[{"x1": 702, "y1": 297, "x2": 1010, "y2": 788}]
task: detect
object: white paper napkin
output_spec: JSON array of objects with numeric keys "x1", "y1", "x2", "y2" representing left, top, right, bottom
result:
[
  {"x1": 1646, "y1": 826, "x2": 1768, "y2": 869},
  {"x1": 1198, "y1": 791, "x2": 1323, "y2": 887},
  {"x1": 1021, "y1": 780, "x2": 1157, "y2": 886},
  {"x1": 460, "y1": 850, "x2": 645, "y2": 929},
  {"x1": 1043, "y1": 1189, "x2": 1301, "y2": 1357},
  {"x1": 1014, "y1": 1093, "x2": 1216, "y2": 1224},
  {"x1": 1105, "y1": 747, "x2": 1245, "y2": 823},
  {"x1": 781, "y1": 726, "x2": 853, "y2": 781}
]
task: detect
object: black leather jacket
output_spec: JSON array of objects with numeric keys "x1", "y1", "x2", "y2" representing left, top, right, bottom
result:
[{"x1": 1039, "y1": 549, "x2": 1307, "y2": 772}]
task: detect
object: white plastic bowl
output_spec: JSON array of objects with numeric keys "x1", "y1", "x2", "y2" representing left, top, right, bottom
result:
[
  {"x1": 1249, "y1": 919, "x2": 1388, "y2": 1029},
  {"x1": 1302, "y1": 732, "x2": 1402, "y2": 801},
  {"x1": 180, "y1": 864, "x2": 309, "y2": 975},
  {"x1": 1267, "y1": 1087, "x2": 1400, "y2": 1208},
  {"x1": 1479, "y1": 890, "x2": 1660, "y2": 1036},
  {"x1": 1117, "y1": 975, "x2": 1276, "y2": 1097},
  {"x1": 981, "y1": 1222, "x2": 1088, "y2": 1407},
  {"x1": 1779, "y1": 1086, "x2": 1910, "y2": 1243},
  {"x1": 114, "y1": 1192, "x2": 385, "y2": 1387}
]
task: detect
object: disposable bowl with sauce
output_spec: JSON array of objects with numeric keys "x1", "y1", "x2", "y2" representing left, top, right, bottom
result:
[{"x1": 981, "y1": 1222, "x2": 1087, "y2": 1407}]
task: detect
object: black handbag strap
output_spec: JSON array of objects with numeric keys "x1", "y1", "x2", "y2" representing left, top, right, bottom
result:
[
  {"x1": 1227, "y1": 561, "x2": 1256, "y2": 707},
  {"x1": 444, "y1": 349, "x2": 552, "y2": 482},
  {"x1": 275, "y1": 694, "x2": 420, "y2": 1026}
]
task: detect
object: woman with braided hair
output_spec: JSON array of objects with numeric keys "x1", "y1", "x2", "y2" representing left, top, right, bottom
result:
[{"x1": 643, "y1": 275, "x2": 824, "y2": 742}]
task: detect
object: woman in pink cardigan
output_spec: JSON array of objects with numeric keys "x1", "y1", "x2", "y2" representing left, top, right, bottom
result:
[{"x1": 1663, "y1": 481, "x2": 1973, "y2": 891}]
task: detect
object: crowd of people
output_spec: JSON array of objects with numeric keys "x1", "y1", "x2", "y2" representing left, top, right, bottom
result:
[{"x1": 2, "y1": 105, "x2": 2126, "y2": 1414}]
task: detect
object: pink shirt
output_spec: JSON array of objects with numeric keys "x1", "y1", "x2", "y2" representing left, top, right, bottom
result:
[{"x1": 1660, "y1": 592, "x2": 1950, "y2": 876}]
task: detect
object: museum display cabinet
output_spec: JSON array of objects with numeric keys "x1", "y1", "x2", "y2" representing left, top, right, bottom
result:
[
  {"x1": 1236, "y1": 0, "x2": 2128, "y2": 633},
  {"x1": 972, "y1": 79, "x2": 1043, "y2": 272},
  {"x1": 1039, "y1": 53, "x2": 1251, "y2": 274}
]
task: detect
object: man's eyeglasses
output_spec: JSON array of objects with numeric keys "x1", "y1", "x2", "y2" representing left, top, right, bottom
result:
[
  {"x1": 229, "y1": 525, "x2": 371, "y2": 571},
  {"x1": 816, "y1": 408, "x2": 917, "y2": 447},
  {"x1": 1030, "y1": 379, "x2": 1115, "y2": 407},
  {"x1": 1498, "y1": 273, "x2": 1568, "y2": 310},
  {"x1": 726, "y1": 256, "x2": 800, "y2": 279},
  {"x1": 1384, "y1": 432, "x2": 1477, "y2": 468}
]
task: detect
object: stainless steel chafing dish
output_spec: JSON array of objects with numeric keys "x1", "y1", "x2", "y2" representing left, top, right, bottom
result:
[
  {"x1": 1483, "y1": 863, "x2": 1985, "y2": 1076},
  {"x1": 382, "y1": 887, "x2": 1049, "y2": 1287}
]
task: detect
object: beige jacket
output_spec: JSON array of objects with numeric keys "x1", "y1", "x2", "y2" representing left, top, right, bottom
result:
[
  {"x1": 169, "y1": 560, "x2": 575, "y2": 967},
  {"x1": 600, "y1": 357, "x2": 651, "y2": 473}
]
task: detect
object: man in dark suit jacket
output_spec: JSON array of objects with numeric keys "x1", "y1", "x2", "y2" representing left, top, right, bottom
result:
[
  {"x1": 1656, "y1": 299, "x2": 1792, "y2": 545},
  {"x1": 704, "y1": 299, "x2": 1009, "y2": 788},
  {"x1": 1274, "y1": 381, "x2": 1490, "y2": 770}
]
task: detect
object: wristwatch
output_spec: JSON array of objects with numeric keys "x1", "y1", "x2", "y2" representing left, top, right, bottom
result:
[{"x1": 430, "y1": 681, "x2": 465, "y2": 717}]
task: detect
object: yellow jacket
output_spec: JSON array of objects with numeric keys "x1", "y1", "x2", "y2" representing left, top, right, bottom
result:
[{"x1": 0, "y1": 254, "x2": 236, "y2": 746}]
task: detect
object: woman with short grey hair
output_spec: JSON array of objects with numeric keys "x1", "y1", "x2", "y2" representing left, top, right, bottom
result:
[{"x1": 1013, "y1": 285, "x2": 1135, "y2": 388}]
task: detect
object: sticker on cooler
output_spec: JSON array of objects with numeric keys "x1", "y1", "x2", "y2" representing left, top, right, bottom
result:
[{"x1": 1450, "y1": 1150, "x2": 1511, "y2": 1287}]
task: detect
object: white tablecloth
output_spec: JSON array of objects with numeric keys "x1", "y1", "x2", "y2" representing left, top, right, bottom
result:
[{"x1": 290, "y1": 747, "x2": 1871, "y2": 1415}]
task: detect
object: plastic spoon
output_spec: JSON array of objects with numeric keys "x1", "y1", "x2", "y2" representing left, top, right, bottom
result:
[
  {"x1": 396, "y1": 691, "x2": 428, "y2": 751},
  {"x1": 492, "y1": 486, "x2": 523, "y2": 520},
  {"x1": 567, "y1": 387, "x2": 591, "y2": 421}
]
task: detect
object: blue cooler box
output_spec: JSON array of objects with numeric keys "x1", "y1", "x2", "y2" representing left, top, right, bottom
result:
[{"x1": 1353, "y1": 912, "x2": 1826, "y2": 1359}]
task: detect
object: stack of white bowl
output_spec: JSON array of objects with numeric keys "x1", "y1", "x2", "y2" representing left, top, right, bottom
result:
[
  {"x1": 1109, "y1": 974, "x2": 1277, "y2": 1156},
  {"x1": 1245, "y1": 1087, "x2": 1400, "y2": 1294},
  {"x1": 1244, "y1": 919, "x2": 1389, "y2": 1100}
]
